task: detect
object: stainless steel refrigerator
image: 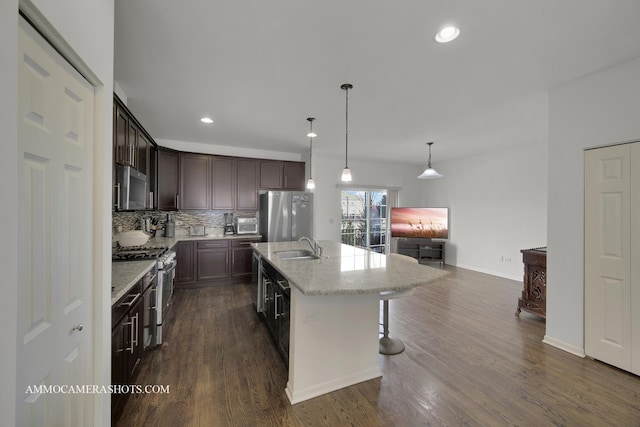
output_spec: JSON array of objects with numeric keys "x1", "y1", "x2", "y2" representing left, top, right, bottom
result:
[{"x1": 259, "y1": 191, "x2": 313, "y2": 241}]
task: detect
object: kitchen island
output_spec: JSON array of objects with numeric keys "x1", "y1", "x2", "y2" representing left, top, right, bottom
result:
[{"x1": 252, "y1": 240, "x2": 448, "y2": 404}]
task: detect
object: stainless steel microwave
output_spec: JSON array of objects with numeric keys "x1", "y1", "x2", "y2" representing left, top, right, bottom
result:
[{"x1": 116, "y1": 165, "x2": 147, "y2": 210}]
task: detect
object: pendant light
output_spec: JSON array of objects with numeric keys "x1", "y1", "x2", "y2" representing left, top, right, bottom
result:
[
  {"x1": 306, "y1": 117, "x2": 316, "y2": 190},
  {"x1": 341, "y1": 83, "x2": 353, "y2": 182},
  {"x1": 417, "y1": 142, "x2": 443, "y2": 179}
]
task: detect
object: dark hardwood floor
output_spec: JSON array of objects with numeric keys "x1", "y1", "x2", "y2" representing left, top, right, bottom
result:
[{"x1": 116, "y1": 266, "x2": 640, "y2": 426}]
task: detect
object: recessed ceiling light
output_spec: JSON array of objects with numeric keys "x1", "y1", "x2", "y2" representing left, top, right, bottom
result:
[
  {"x1": 435, "y1": 26, "x2": 460, "y2": 43},
  {"x1": 200, "y1": 117, "x2": 213, "y2": 124}
]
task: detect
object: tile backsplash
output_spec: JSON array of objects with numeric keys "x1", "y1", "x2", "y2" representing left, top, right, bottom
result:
[{"x1": 113, "y1": 210, "x2": 254, "y2": 237}]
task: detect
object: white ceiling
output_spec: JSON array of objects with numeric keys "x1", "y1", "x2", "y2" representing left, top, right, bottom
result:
[{"x1": 114, "y1": 0, "x2": 640, "y2": 166}]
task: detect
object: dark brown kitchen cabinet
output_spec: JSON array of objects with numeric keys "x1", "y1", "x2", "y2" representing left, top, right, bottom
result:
[
  {"x1": 179, "y1": 153, "x2": 211, "y2": 210},
  {"x1": 231, "y1": 238, "x2": 260, "y2": 277},
  {"x1": 259, "y1": 160, "x2": 306, "y2": 191},
  {"x1": 197, "y1": 240, "x2": 230, "y2": 281},
  {"x1": 157, "y1": 148, "x2": 179, "y2": 211},
  {"x1": 283, "y1": 161, "x2": 305, "y2": 190},
  {"x1": 113, "y1": 94, "x2": 158, "y2": 210},
  {"x1": 212, "y1": 157, "x2": 259, "y2": 211},
  {"x1": 127, "y1": 121, "x2": 139, "y2": 169},
  {"x1": 236, "y1": 159, "x2": 259, "y2": 210},
  {"x1": 112, "y1": 270, "x2": 152, "y2": 423},
  {"x1": 175, "y1": 241, "x2": 196, "y2": 286},
  {"x1": 148, "y1": 144, "x2": 157, "y2": 209},
  {"x1": 114, "y1": 104, "x2": 129, "y2": 166},
  {"x1": 260, "y1": 160, "x2": 283, "y2": 189},
  {"x1": 211, "y1": 157, "x2": 235, "y2": 210},
  {"x1": 173, "y1": 238, "x2": 259, "y2": 287},
  {"x1": 137, "y1": 132, "x2": 149, "y2": 178}
]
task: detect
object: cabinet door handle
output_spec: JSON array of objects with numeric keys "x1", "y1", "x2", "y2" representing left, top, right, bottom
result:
[
  {"x1": 123, "y1": 319, "x2": 134, "y2": 353},
  {"x1": 132, "y1": 313, "x2": 138, "y2": 350},
  {"x1": 115, "y1": 183, "x2": 121, "y2": 210},
  {"x1": 274, "y1": 293, "x2": 280, "y2": 319},
  {"x1": 119, "y1": 293, "x2": 141, "y2": 307},
  {"x1": 176, "y1": 194, "x2": 179, "y2": 209}
]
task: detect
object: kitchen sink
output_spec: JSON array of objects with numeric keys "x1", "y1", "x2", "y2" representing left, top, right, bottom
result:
[{"x1": 275, "y1": 249, "x2": 321, "y2": 260}]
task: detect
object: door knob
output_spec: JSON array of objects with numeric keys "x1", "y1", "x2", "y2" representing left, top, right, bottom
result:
[{"x1": 71, "y1": 324, "x2": 84, "y2": 332}]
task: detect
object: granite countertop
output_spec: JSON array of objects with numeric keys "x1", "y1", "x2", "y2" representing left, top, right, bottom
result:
[
  {"x1": 112, "y1": 259, "x2": 156, "y2": 304},
  {"x1": 111, "y1": 233, "x2": 262, "y2": 305},
  {"x1": 251, "y1": 240, "x2": 448, "y2": 296}
]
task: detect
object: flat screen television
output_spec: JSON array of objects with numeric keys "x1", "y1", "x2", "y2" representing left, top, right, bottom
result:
[{"x1": 390, "y1": 207, "x2": 449, "y2": 239}]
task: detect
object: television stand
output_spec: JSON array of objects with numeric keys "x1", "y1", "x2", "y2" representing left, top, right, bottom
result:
[{"x1": 396, "y1": 238, "x2": 445, "y2": 267}]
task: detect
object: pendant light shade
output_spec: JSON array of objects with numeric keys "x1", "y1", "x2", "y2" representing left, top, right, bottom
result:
[
  {"x1": 341, "y1": 83, "x2": 353, "y2": 182},
  {"x1": 417, "y1": 142, "x2": 443, "y2": 179},
  {"x1": 306, "y1": 117, "x2": 316, "y2": 190}
]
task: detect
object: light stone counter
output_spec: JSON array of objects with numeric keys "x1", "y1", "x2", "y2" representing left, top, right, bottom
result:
[
  {"x1": 252, "y1": 239, "x2": 449, "y2": 405},
  {"x1": 111, "y1": 234, "x2": 262, "y2": 305},
  {"x1": 251, "y1": 240, "x2": 448, "y2": 296},
  {"x1": 111, "y1": 260, "x2": 156, "y2": 304}
]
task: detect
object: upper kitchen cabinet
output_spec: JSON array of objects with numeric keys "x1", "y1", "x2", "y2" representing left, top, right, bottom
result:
[
  {"x1": 114, "y1": 96, "x2": 144, "y2": 170},
  {"x1": 179, "y1": 152, "x2": 211, "y2": 210},
  {"x1": 283, "y1": 161, "x2": 305, "y2": 190},
  {"x1": 236, "y1": 159, "x2": 259, "y2": 210},
  {"x1": 211, "y1": 157, "x2": 235, "y2": 210},
  {"x1": 113, "y1": 95, "x2": 157, "y2": 210},
  {"x1": 157, "y1": 148, "x2": 179, "y2": 211},
  {"x1": 114, "y1": 102, "x2": 130, "y2": 166},
  {"x1": 212, "y1": 157, "x2": 259, "y2": 211},
  {"x1": 259, "y1": 160, "x2": 305, "y2": 191},
  {"x1": 260, "y1": 160, "x2": 283, "y2": 189}
]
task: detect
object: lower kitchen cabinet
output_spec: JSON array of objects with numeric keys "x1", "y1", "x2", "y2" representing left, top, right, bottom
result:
[
  {"x1": 175, "y1": 240, "x2": 196, "y2": 285},
  {"x1": 197, "y1": 240, "x2": 229, "y2": 281},
  {"x1": 260, "y1": 259, "x2": 290, "y2": 363},
  {"x1": 175, "y1": 238, "x2": 261, "y2": 286},
  {"x1": 231, "y1": 238, "x2": 259, "y2": 277},
  {"x1": 112, "y1": 268, "x2": 155, "y2": 422}
]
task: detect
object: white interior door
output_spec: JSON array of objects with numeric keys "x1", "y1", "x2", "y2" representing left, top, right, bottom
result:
[
  {"x1": 17, "y1": 18, "x2": 94, "y2": 426},
  {"x1": 584, "y1": 143, "x2": 633, "y2": 371}
]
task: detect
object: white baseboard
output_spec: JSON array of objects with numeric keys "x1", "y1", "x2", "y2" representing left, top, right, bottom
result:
[
  {"x1": 454, "y1": 263, "x2": 522, "y2": 282},
  {"x1": 285, "y1": 367, "x2": 382, "y2": 405},
  {"x1": 542, "y1": 335, "x2": 585, "y2": 358}
]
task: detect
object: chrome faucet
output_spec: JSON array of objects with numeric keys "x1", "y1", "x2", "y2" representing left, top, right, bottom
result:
[{"x1": 299, "y1": 236, "x2": 323, "y2": 257}]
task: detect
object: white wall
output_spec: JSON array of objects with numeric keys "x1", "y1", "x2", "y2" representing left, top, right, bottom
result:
[
  {"x1": 312, "y1": 154, "x2": 424, "y2": 242},
  {"x1": 0, "y1": 1, "x2": 19, "y2": 425},
  {"x1": 4, "y1": 1, "x2": 114, "y2": 425},
  {"x1": 420, "y1": 142, "x2": 548, "y2": 281},
  {"x1": 546, "y1": 56, "x2": 640, "y2": 355}
]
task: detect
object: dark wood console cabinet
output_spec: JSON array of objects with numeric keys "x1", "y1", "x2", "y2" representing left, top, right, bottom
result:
[
  {"x1": 516, "y1": 247, "x2": 547, "y2": 319},
  {"x1": 396, "y1": 238, "x2": 445, "y2": 266}
]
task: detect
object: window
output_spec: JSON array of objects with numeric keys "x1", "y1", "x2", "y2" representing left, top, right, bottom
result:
[{"x1": 341, "y1": 190, "x2": 387, "y2": 253}]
